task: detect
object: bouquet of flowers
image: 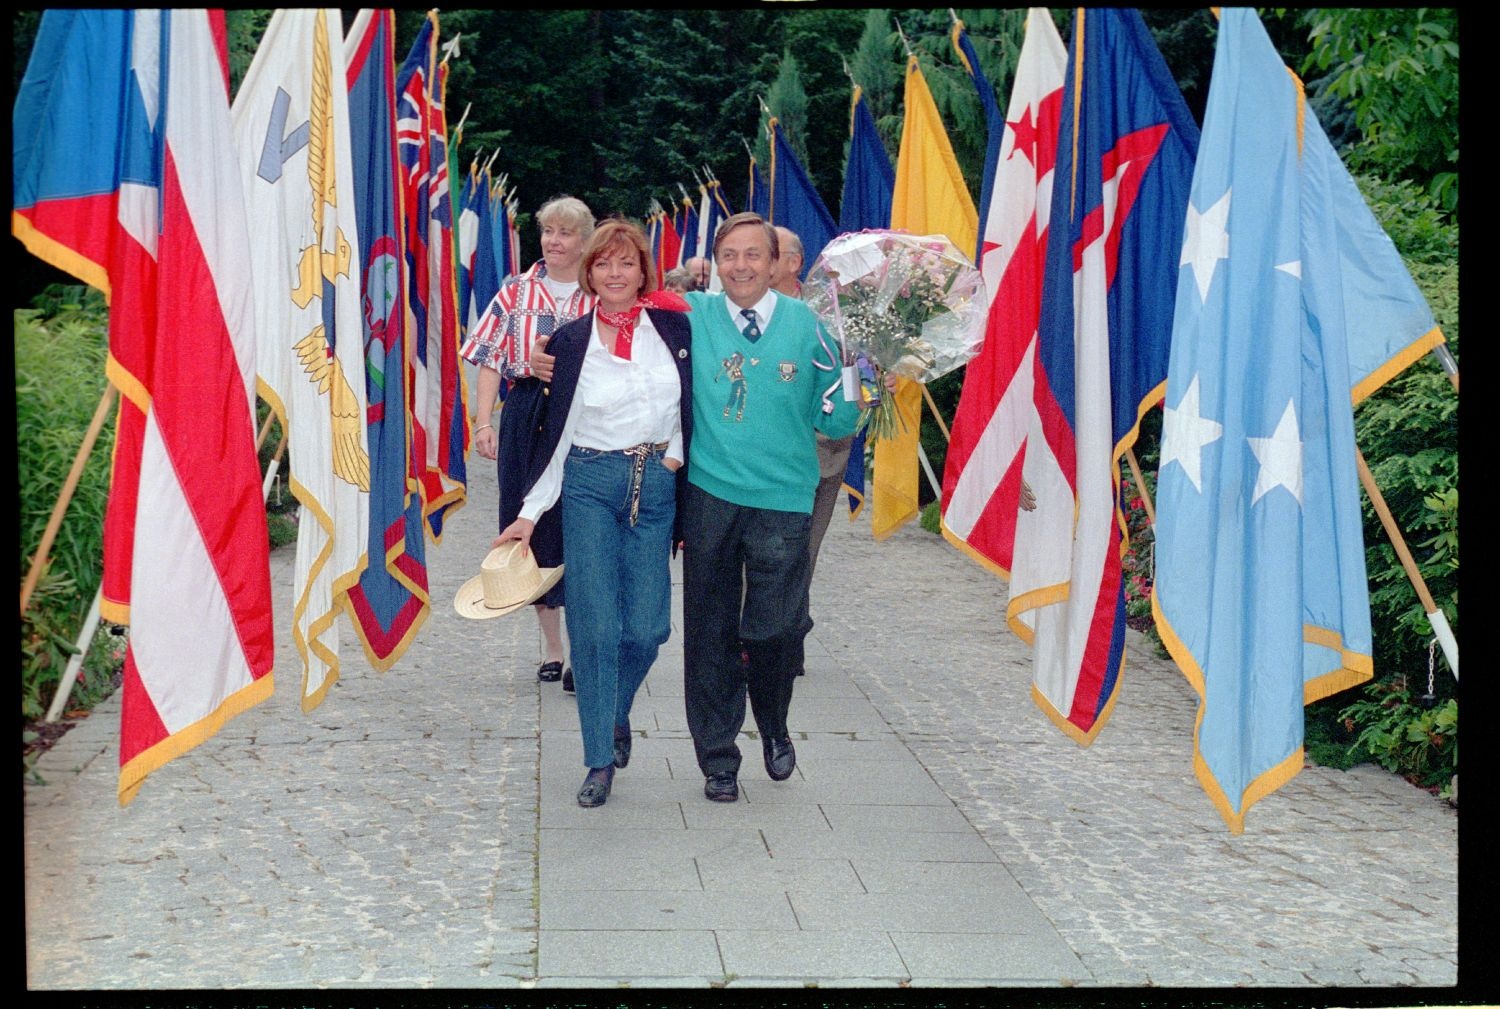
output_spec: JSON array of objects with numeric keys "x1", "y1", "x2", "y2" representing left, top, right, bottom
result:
[{"x1": 803, "y1": 230, "x2": 987, "y2": 441}]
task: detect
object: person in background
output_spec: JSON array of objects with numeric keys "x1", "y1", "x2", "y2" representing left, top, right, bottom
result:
[
  {"x1": 497, "y1": 218, "x2": 693, "y2": 808},
  {"x1": 461, "y1": 196, "x2": 596, "y2": 691},
  {"x1": 771, "y1": 225, "x2": 852, "y2": 680},
  {"x1": 662, "y1": 266, "x2": 693, "y2": 294},
  {"x1": 683, "y1": 255, "x2": 712, "y2": 292}
]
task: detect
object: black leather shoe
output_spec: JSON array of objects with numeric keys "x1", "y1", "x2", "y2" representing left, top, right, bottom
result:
[
  {"x1": 577, "y1": 767, "x2": 613, "y2": 807},
  {"x1": 613, "y1": 727, "x2": 632, "y2": 769},
  {"x1": 537, "y1": 660, "x2": 563, "y2": 682},
  {"x1": 561, "y1": 666, "x2": 575, "y2": 693},
  {"x1": 763, "y1": 736, "x2": 796, "y2": 781},
  {"x1": 704, "y1": 771, "x2": 739, "y2": 802}
]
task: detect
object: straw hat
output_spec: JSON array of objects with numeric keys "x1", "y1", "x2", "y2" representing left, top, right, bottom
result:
[{"x1": 453, "y1": 542, "x2": 564, "y2": 619}]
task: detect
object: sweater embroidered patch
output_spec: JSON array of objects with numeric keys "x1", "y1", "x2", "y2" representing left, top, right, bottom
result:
[{"x1": 713, "y1": 350, "x2": 759, "y2": 422}]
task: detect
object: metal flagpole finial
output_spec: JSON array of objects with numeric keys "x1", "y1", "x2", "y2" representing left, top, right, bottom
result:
[
  {"x1": 441, "y1": 32, "x2": 462, "y2": 62},
  {"x1": 741, "y1": 137, "x2": 754, "y2": 159},
  {"x1": 484, "y1": 150, "x2": 502, "y2": 175},
  {"x1": 894, "y1": 18, "x2": 915, "y2": 59},
  {"x1": 841, "y1": 56, "x2": 858, "y2": 89},
  {"x1": 453, "y1": 101, "x2": 473, "y2": 137}
]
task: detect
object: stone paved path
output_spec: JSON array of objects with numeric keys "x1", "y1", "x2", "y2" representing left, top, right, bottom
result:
[{"x1": 23, "y1": 460, "x2": 1458, "y2": 991}]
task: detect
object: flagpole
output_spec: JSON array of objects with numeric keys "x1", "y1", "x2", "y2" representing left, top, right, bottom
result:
[
  {"x1": 20, "y1": 384, "x2": 118, "y2": 619},
  {"x1": 1433, "y1": 343, "x2": 1459, "y2": 393},
  {"x1": 262, "y1": 431, "x2": 289, "y2": 503},
  {"x1": 42, "y1": 583, "x2": 106, "y2": 723},
  {"x1": 919, "y1": 383, "x2": 951, "y2": 442},
  {"x1": 917, "y1": 442, "x2": 942, "y2": 501},
  {"x1": 1354, "y1": 446, "x2": 1458, "y2": 679},
  {"x1": 255, "y1": 410, "x2": 276, "y2": 451}
]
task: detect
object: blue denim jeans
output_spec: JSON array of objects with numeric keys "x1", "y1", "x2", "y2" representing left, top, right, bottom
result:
[{"x1": 561, "y1": 445, "x2": 676, "y2": 769}]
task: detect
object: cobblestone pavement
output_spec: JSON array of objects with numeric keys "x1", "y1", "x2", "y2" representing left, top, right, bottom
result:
[{"x1": 24, "y1": 460, "x2": 1459, "y2": 994}]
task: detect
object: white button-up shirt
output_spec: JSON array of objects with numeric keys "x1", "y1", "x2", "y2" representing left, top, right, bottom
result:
[
  {"x1": 728, "y1": 289, "x2": 779, "y2": 335},
  {"x1": 519, "y1": 311, "x2": 683, "y2": 522}
]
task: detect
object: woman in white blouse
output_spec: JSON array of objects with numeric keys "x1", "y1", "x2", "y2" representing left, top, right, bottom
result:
[{"x1": 496, "y1": 219, "x2": 693, "y2": 807}]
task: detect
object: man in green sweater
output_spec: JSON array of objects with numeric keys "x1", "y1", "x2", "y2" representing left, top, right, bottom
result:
[
  {"x1": 682, "y1": 213, "x2": 862, "y2": 801},
  {"x1": 532, "y1": 213, "x2": 862, "y2": 802}
]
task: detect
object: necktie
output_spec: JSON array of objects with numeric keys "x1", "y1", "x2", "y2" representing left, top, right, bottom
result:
[{"x1": 740, "y1": 308, "x2": 762, "y2": 342}]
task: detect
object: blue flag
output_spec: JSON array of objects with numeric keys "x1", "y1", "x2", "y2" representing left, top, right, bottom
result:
[
  {"x1": 456, "y1": 164, "x2": 477, "y2": 337},
  {"x1": 836, "y1": 86, "x2": 896, "y2": 517},
  {"x1": 471, "y1": 167, "x2": 500, "y2": 331},
  {"x1": 491, "y1": 180, "x2": 513, "y2": 283},
  {"x1": 952, "y1": 19, "x2": 1006, "y2": 265},
  {"x1": 768, "y1": 118, "x2": 837, "y2": 276},
  {"x1": 1153, "y1": 8, "x2": 1382, "y2": 833},
  {"x1": 344, "y1": 8, "x2": 431, "y2": 669},
  {"x1": 679, "y1": 193, "x2": 699, "y2": 263},
  {"x1": 838, "y1": 88, "x2": 894, "y2": 236}
]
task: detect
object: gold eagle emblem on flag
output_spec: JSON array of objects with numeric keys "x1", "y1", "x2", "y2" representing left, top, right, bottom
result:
[{"x1": 289, "y1": 12, "x2": 369, "y2": 491}]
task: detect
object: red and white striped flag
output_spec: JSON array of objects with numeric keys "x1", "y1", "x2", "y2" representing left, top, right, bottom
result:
[
  {"x1": 15, "y1": 10, "x2": 278, "y2": 803},
  {"x1": 941, "y1": 9, "x2": 1066, "y2": 577}
]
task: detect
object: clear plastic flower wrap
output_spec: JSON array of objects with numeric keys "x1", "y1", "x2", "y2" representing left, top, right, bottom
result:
[{"x1": 803, "y1": 230, "x2": 987, "y2": 440}]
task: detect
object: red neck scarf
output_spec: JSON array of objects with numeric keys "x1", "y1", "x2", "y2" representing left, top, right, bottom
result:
[{"x1": 596, "y1": 289, "x2": 691, "y2": 360}]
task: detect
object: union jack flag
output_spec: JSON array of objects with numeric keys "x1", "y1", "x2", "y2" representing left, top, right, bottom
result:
[{"x1": 396, "y1": 12, "x2": 465, "y2": 540}]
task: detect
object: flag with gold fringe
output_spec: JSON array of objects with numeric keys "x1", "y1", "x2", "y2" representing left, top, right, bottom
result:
[
  {"x1": 234, "y1": 7, "x2": 371, "y2": 712},
  {"x1": 1152, "y1": 7, "x2": 1442, "y2": 831},
  {"x1": 878, "y1": 54, "x2": 978, "y2": 540}
]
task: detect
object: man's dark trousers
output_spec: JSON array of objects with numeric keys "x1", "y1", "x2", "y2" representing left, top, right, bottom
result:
[{"x1": 682, "y1": 482, "x2": 812, "y2": 778}]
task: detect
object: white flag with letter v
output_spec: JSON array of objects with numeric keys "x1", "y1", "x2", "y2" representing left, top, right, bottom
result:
[{"x1": 233, "y1": 7, "x2": 371, "y2": 712}]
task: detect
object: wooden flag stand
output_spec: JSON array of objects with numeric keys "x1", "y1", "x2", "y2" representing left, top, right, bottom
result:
[
  {"x1": 1355, "y1": 446, "x2": 1458, "y2": 680},
  {"x1": 19, "y1": 385, "x2": 117, "y2": 619},
  {"x1": 34, "y1": 405, "x2": 284, "y2": 723}
]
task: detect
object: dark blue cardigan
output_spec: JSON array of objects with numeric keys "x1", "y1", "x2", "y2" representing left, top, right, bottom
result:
[{"x1": 524, "y1": 307, "x2": 695, "y2": 549}]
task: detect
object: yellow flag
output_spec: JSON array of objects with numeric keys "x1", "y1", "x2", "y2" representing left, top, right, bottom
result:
[{"x1": 874, "y1": 56, "x2": 978, "y2": 540}]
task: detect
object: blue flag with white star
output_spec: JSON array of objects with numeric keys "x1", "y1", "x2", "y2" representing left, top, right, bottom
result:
[{"x1": 1152, "y1": 8, "x2": 1376, "y2": 833}]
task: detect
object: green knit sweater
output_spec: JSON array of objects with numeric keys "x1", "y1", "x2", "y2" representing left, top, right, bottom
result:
[{"x1": 685, "y1": 291, "x2": 861, "y2": 514}]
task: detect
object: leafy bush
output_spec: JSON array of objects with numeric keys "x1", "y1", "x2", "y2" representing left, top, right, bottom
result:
[
  {"x1": 1301, "y1": 8, "x2": 1459, "y2": 213},
  {"x1": 18, "y1": 287, "x2": 119, "y2": 727},
  {"x1": 918, "y1": 500, "x2": 941, "y2": 535},
  {"x1": 1339, "y1": 676, "x2": 1457, "y2": 796},
  {"x1": 1354, "y1": 174, "x2": 1458, "y2": 266},
  {"x1": 17, "y1": 288, "x2": 112, "y2": 631},
  {"x1": 1120, "y1": 463, "x2": 1167, "y2": 658}
]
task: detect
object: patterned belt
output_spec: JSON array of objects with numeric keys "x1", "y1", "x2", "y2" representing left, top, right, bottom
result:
[{"x1": 620, "y1": 441, "x2": 670, "y2": 527}]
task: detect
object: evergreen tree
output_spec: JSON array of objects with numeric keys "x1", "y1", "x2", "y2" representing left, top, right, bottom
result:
[
  {"x1": 761, "y1": 49, "x2": 810, "y2": 180},
  {"x1": 849, "y1": 9, "x2": 900, "y2": 161}
]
